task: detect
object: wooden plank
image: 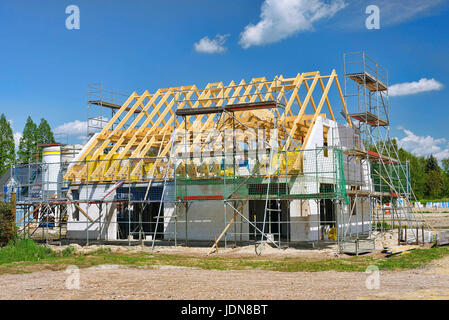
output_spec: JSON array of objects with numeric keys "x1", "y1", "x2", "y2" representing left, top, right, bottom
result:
[
  {"x1": 17, "y1": 204, "x2": 41, "y2": 224},
  {"x1": 73, "y1": 202, "x2": 95, "y2": 224},
  {"x1": 319, "y1": 77, "x2": 335, "y2": 121},
  {"x1": 334, "y1": 76, "x2": 353, "y2": 128},
  {"x1": 11, "y1": 193, "x2": 16, "y2": 223},
  {"x1": 102, "y1": 90, "x2": 176, "y2": 179},
  {"x1": 304, "y1": 79, "x2": 318, "y2": 113},
  {"x1": 74, "y1": 92, "x2": 152, "y2": 180},
  {"x1": 64, "y1": 92, "x2": 139, "y2": 179},
  {"x1": 285, "y1": 72, "x2": 320, "y2": 150},
  {"x1": 208, "y1": 200, "x2": 248, "y2": 255},
  {"x1": 301, "y1": 70, "x2": 336, "y2": 150}
]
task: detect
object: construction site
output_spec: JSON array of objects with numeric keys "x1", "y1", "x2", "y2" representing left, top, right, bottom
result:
[{"x1": 6, "y1": 52, "x2": 433, "y2": 256}]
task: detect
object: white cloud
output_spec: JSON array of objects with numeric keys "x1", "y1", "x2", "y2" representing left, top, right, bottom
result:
[
  {"x1": 376, "y1": 0, "x2": 447, "y2": 26},
  {"x1": 333, "y1": 0, "x2": 448, "y2": 30},
  {"x1": 194, "y1": 34, "x2": 229, "y2": 54},
  {"x1": 54, "y1": 117, "x2": 109, "y2": 138},
  {"x1": 396, "y1": 128, "x2": 449, "y2": 161},
  {"x1": 14, "y1": 132, "x2": 22, "y2": 150},
  {"x1": 77, "y1": 135, "x2": 90, "y2": 144},
  {"x1": 54, "y1": 120, "x2": 87, "y2": 136},
  {"x1": 239, "y1": 0, "x2": 346, "y2": 49},
  {"x1": 8, "y1": 119, "x2": 22, "y2": 150},
  {"x1": 389, "y1": 78, "x2": 444, "y2": 97}
]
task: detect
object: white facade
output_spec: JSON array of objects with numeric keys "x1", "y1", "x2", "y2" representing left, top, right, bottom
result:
[
  {"x1": 66, "y1": 184, "x2": 118, "y2": 240},
  {"x1": 64, "y1": 117, "x2": 372, "y2": 243},
  {"x1": 287, "y1": 117, "x2": 372, "y2": 241}
]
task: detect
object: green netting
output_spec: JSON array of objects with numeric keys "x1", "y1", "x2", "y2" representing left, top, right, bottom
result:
[
  {"x1": 336, "y1": 148, "x2": 350, "y2": 204},
  {"x1": 175, "y1": 148, "x2": 348, "y2": 201}
]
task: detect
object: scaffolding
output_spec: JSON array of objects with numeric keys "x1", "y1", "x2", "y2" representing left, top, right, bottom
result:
[
  {"x1": 11, "y1": 147, "x2": 350, "y2": 247},
  {"x1": 342, "y1": 52, "x2": 428, "y2": 251},
  {"x1": 7, "y1": 55, "x2": 432, "y2": 254},
  {"x1": 87, "y1": 84, "x2": 129, "y2": 137}
]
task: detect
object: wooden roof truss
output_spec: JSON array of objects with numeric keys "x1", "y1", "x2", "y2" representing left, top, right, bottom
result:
[{"x1": 65, "y1": 70, "x2": 352, "y2": 182}]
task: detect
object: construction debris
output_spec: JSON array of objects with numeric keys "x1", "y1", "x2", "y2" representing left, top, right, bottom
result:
[{"x1": 383, "y1": 245, "x2": 420, "y2": 256}]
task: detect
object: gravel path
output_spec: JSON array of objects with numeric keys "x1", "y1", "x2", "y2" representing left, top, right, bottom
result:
[{"x1": 2, "y1": 262, "x2": 449, "y2": 300}]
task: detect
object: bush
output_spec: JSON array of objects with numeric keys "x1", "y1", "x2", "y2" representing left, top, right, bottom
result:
[{"x1": 0, "y1": 202, "x2": 16, "y2": 246}]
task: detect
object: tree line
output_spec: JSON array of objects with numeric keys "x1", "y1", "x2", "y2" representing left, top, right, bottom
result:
[
  {"x1": 361, "y1": 139, "x2": 448, "y2": 201},
  {"x1": 0, "y1": 114, "x2": 55, "y2": 177},
  {"x1": 397, "y1": 147, "x2": 449, "y2": 200}
]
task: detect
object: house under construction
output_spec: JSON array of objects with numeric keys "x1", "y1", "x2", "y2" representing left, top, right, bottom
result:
[{"x1": 11, "y1": 52, "x2": 429, "y2": 254}]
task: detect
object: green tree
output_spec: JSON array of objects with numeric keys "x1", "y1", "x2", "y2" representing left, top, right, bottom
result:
[
  {"x1": 412, "y1": 155, "x2": 427, "y2": 199},
  {"x1": 443, "y1": 173, "x2": 449, "y2": 198},
  {"x1": 425, "y1": 154, "x2": 440, "y2": 172},
  {"x1": 425, "y1": 170, "x2": 444, "y2": 199},
  {"x1": 442, "y1": 158, "x2": 449, "y2": 175},
  {"x1": 424, "y1": 155, "x2": 444, "y2": 199},
  {"x1": 442, "y1": 158, "x2": 449, "y2": 198},
  {"x1": 397, "y1": 147, "x2": 426, "y2": 199},
  {"x1": 37, "y1": 118, "x2": 55, "y2": 145},
  {"x1": 0, "y1": 114, "x2": 15, "y2": 176},
  {"x1": 37, "y1": 118, "x2": 55, "y2": 160},
  {"x1": 17, "y1": 116, "x2": 38, "y2": 164}
]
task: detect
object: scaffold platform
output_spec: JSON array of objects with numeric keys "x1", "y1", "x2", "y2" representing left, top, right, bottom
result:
[{"x1": 346, "y1": 71, "x2": 388, "y2": 91}]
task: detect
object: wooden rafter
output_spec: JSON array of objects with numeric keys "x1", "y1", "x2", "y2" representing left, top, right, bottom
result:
[{"x1": 64, "y1": 71, "x2": 350, "y2": 182}]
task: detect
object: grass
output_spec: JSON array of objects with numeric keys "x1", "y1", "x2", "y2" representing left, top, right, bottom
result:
[
  {"x1": 377, "y1": 247, "x2": 449, "y2": 270},
  {"x1": 1, "y1": 240, "x2": 449, "y2": 275},
  {"x1": 374, "y1": 222, "x2": 397, "y2": 230},
  {"x1": 0, "y1": 239, "x2": 56, "y2": 264}
]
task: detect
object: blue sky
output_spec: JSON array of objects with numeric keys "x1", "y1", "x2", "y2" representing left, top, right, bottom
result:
[{"x1": 1, "y1": 0, "x2": 449, "y2": 159}]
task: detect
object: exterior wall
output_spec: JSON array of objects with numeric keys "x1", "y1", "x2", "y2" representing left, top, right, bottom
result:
[
  {"x1": 66, "y1": 183, "x2": 117, "y2": 240},
  {"x1": 66, "y1": 184, "x2": 250, "y2": 242},
  {"x1": 288, "y1": 117, "x2": 372, "y2": 241},
  {"x1": 290, "y1": 200, "x2": 319, "y2": 241},
  {"x1": 165, "y1": 200, "x2": 250, "y2": 242},
  {"x1": 340, "y1": 197, "x2": 371, "y2": 235},
  {"x1": 66, "y1": 184, "x2": 371, "y2": 243},
  {"x1": 163, "y1": 203, "x2": 176, "y2": 241},
  {"x1": 332, "y1": 123, "x2": 373, "y2": 191},
  {"x1": 289, "y1": 117, "x2": 331, "y2": 241}
]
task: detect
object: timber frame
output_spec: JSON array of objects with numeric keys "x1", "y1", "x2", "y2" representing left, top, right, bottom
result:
[{"x1": 65, "y1": 71, "x2": 352, "y2": 182}]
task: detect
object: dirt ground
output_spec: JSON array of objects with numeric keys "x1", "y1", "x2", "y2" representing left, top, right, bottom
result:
[
  {"x1": 3, "y1": 218, "x2": 449, "y2": 300},
  {"x1": 47, "y1": 242, "x2": 344, "y2": 259},
  {"x1": 43, "y1": 229, "x2": 399, "y2": 259},
  {"x1": 2, "y1": 239, "x2": 449, "y2": 300},
  {"x1": 420, "y1": 212, "x2": 449, "y2": 229},
  {"x1": 1, "y1": 257, "x2": 449, "y2": 300}
]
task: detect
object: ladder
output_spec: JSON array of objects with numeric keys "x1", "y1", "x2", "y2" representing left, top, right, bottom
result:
[
  {"x1": 258, "y1": 108, "x2": 282, "y2": 254},
  {"x1": 150, "y1": 128, "x2": 178, "y2": 251}
]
